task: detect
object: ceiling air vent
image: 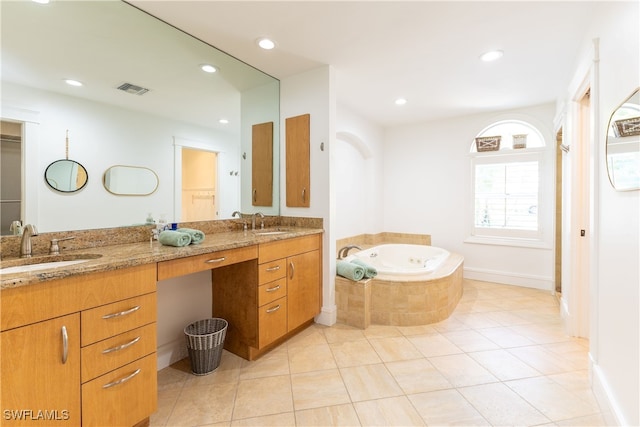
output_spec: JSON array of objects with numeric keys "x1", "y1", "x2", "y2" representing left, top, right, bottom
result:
[{"x1": 116, "y1": 82, "x2": 150, "y2": 96}]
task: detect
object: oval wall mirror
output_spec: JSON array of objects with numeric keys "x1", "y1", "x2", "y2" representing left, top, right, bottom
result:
[
  {"x1": 44, "y1": 159, "x2": 88, "y2": 193},
  {"x1": 103, "y1": 165, "x2": 159, "y2": 196},
  {"x1": 606, "y1": 88, "x2": 640, "y2": 191}
]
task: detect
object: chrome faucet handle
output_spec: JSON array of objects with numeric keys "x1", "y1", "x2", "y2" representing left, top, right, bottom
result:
[{"x1": 49, "y1": 236, "x2": 75, "y2": 255}]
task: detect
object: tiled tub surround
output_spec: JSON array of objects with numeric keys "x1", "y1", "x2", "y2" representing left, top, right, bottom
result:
[
  {"x1": 336, "y1": 233, "x2": 463, "y2": 328},
  {"x1": 0, "y1": 216, "x2": 323, "y2": 289}
]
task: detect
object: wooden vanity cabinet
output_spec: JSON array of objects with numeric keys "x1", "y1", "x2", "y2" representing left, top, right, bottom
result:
[
  {"x1": 1, "y1": 313, "x2": 81, "y2": 426},
  {"x1": 0, "y1": 264, "x2": 157, "y2": 427},
  {"x1": 213, "y1": 234, "x2": 322, "y2": 360},
  {"x1": 259, "y1": 234, "x2": 321, "y2": 333}
]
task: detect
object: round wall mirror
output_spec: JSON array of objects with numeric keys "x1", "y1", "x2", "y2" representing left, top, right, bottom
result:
[
  {"x1": 606, "y1": 88, "x2": 640, "y2": 191},
  {"x1": 103, "y1": 165, "x2": 159, "y2": 196},
  {"x1": 44, "y1": 159, "x2": 88, "y2": 193}
]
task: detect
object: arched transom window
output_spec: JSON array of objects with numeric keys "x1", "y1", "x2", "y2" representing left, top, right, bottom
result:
[{"x1": 469, "y1": 120, "x2": 550, "y2": 244}]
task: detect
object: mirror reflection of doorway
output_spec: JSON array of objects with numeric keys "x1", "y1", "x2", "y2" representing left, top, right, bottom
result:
[
  {"x1": 181, "y1": 148, "x2": 218, "y2": 221},
  {"x1": 1, "y1": 120, "x2": 23, "y2": 235}
]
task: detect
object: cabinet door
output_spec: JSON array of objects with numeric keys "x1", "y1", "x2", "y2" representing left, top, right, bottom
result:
[
  {"x1": 1, "y1": 314, "x2": 81, "y2": 426},
  {"x1": 287, "y1": 250, "x2": 320, "y2": 331},
  {"x1": 285, "y1": 114, "x2": 310, "y2": 207}
]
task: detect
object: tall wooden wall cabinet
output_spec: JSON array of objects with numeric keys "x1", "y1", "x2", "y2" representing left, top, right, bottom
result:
[{"x1": 285, "y1": 114, "x2": 310, "y2": 207}]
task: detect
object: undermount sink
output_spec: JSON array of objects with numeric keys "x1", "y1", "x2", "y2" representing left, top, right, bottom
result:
[
  {"x1": 0, "y1": 253, "x2": 103, "y2": 275},
  {"x1": 253, "y1": 228, "x2": 291, "y2": 236}
]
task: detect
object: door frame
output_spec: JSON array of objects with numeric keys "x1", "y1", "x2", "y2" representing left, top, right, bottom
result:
[{"x1": 173, "y1": 137, "x2": 222, "y2": 222}]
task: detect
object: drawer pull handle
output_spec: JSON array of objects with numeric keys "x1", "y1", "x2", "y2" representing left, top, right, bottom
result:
[
  {"x1": 289, "y1": 261, "x2": 295, "y2": 280},
  {"x1": 61, "y1": 326, "x2": 68, "y2": 364},
  {"x1": 205, "y1": 257, "x2": 226, "y2": 264},
  {"x1": 102, "y1": 305, "x2": 141, "y2": 319},
  {"x1": 102, "y1": 336, "x2": 141, "y2": 354},
  {"x1": 266, "y1": 284, "x2": 281, "y2": 293},
  {"x1": 266, "y1": 304, "x2": 281, "y2": 313},
  {"x1": 102, "y1": 368, "x2": 141, "y2": 389},
  {"x1": 265, "y1": 265, "x2": 280, "y2": 272}
]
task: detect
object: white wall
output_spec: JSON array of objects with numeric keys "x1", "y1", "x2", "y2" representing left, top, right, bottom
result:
[
  {"x1": 280, "y1": 66, "x2": 335, "y2": 325},
  {"x1": 383, "y1": 103, "x2": 557, "y2": 290},
  {"x1": 567, "y1": 1, "x2": 640, "y2": 425},
  {"x1": 334, "y1": 104, "x2": 385, "y2": 239}
]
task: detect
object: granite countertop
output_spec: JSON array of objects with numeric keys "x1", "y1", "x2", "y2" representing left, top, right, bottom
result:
[{"x1": 0, "y1": 227, "x2": 323, "y2": 290}]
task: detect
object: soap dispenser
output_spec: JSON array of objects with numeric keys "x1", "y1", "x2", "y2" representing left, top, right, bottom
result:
[{"x1": 145, "y1": 213, "x2": 155, "y2": 225}]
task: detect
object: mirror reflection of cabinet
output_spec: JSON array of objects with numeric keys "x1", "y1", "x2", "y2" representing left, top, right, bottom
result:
[
  {"x1": 252, "y1": 122, "x2": 274, "y2": 206},
  {"x1": 285, "y1": 114, "x2": 310, "y2": 207},
  {"x1": 606, "y1": 88, "x2": 640, "y2": 191}
]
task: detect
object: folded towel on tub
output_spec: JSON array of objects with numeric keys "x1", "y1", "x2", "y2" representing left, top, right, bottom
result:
[
  {"x1": 350, "y1": 258, "x2": 378, "y2": 278},
  {"x1": 336, "y1": 260, "x2": 365, "y2": 281},
  {"x1": 177, "y1": 228, "x2": 205, "y2": 244},
  {"x1": 159, "y1": 230, "x2": 192, "y2": 247}
]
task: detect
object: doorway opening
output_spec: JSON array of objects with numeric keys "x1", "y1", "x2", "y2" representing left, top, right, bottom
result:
[
  {"x1": 555, "y1": 128, "x2": 563, "y2": 294},
  {"x1": 1, "y1": 120, "x2": 23, "y2": 235},
  {"x1": 181, "y1": 147, "x2": 218, "y2": 222}
]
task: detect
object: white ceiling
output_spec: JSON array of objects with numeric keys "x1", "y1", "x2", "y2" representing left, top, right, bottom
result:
[{"x1": 130, "y1": 1, "x2": 601, "y2": 127}]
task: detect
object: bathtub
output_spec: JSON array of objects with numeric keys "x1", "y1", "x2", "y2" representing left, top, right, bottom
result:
[
  {"x1": 346, "y1": 244, "x2": 450, "y2": 276},
  {"x1": 337, "y1": 243, "x2": 464, "y2": 328}
]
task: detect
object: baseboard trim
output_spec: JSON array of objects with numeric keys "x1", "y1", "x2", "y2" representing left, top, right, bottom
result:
[
  {"x1": 591, "y1": 357, "x2": 625, "y2": 426},
  {"x1": 316, "y1": 304, "x2": 337, "y2": 326},
  {"x1": 463, "y1": 267, "x2": 554, "y2": 291},
  {"x1": 157, "y1": 338, "x2": 188, "y2": 371}
]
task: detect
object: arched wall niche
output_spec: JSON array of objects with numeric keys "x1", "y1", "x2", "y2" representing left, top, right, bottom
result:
[{"x1": 336, "y1": 131, "x2": 372, "y2": 159}]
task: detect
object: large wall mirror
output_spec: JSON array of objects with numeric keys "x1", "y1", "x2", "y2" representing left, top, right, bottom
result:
[
  {"x1": 0, "y1": 1, "x2": 279, "y2": 234},
  {"x1": 606, "y1": 88, "x2": 640, "y2": 191}
]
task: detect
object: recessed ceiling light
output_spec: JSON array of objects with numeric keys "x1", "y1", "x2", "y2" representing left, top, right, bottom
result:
[
  {"x1": 64, "y1": 79, "x2": 83, "y2": 87},
  {"x1": 32, "y1": 0, "x2": 50, "y2": 4},
  {"x1": 257, "y1": 38, "x2": 276, "y2": 50},
  {"x1": 200, "y1": 64, "x2": 217, "y2": 73},
  {"x1": 219, "y1": 118, "x2": 229, "y2": 124},
  {"x1": 395, "y1": 98, "x2": 407, "y2": 106},
  {"x1": 480, "y1": 50, "x2": 504, "y2": 62}
]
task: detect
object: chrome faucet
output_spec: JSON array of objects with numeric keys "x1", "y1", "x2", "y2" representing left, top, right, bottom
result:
[
  {"x1": 337, "y1": 245, "x2": 362, "y2": 259},
  {"x1": 232, "y1": 211, "x2": 247, "y2": 231},
  {"x1": 252, "y1": 212, "x2": 265, "y2": 230},
  {"x1": 20, "y1": 224, "x2": 39, "y2": 258}
]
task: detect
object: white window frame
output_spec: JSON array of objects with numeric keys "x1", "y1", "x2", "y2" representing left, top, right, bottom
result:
[{"x1": 466, "y1": 121, "x2": 554, "y2": 249}]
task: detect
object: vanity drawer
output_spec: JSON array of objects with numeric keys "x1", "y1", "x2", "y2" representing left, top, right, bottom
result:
[
  {"x1": 81, "y1": 323, "x2": 157, "y2": 383},
  {"x1": 157, "y1": 245, "x2": 258, "y2": 280},
  {"x1": 258, "y1": 278, "x2": 287, "y2": 307},
  {"x1": 258, "y1": 234, "x2": 321, "y2": 264},
  {"x1": 258, "y1": 258, "x2": 287, "y2": 285},
  {"x1": 81, "y1": 292, "x2": 157, "y2": 346},
  {"x1": 258, "y1": 296, "x2": 287, "y2": 348},
  {"x1": 81, "y1": 353, "x2": 157, "y2": 427}
]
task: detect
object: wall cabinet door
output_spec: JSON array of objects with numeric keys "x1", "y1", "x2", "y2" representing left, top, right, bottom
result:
[
  {"x1": 285, "y1": 114, "x2": 310, "y2": 207},
  {"x1": 287, "y1": 249, "x2": 320, "y2": 331},
  {"x1": 1, "y1": 313, "x2": 81, "y2": 426},
  {"x1": 252, "y1": 121, "x2": 274, "y2": 206}
]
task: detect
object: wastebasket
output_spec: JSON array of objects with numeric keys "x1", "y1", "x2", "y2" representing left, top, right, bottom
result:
[{"x1": 184, "y1": 318, "x2": 228, "y2": 375}]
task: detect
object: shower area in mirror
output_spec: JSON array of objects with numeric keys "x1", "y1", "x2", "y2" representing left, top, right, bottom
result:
[
  {"x1": 0, "y1": 120, "x2": 22, "y2": 236},
  {"x1": 181, "y1": 147, "x2": 218, "y2": 222}
]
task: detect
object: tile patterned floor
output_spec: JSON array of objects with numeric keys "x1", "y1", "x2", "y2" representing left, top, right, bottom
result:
[{"x1": 151, "y1": 279, "x2": 606, "y2": 426}]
